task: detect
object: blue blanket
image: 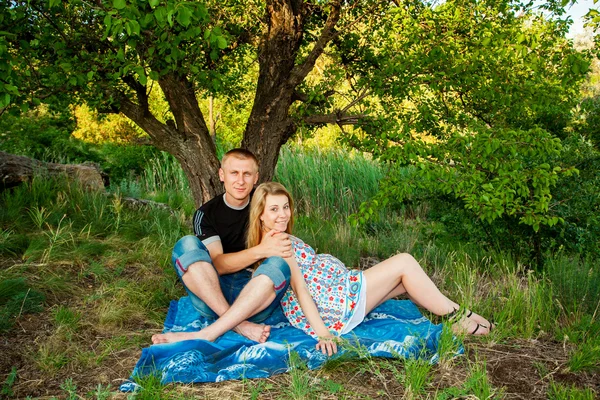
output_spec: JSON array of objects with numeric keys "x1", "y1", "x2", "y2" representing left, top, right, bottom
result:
[{"x1": 120, "y1": 297, "x2": 461, "y2": 391}]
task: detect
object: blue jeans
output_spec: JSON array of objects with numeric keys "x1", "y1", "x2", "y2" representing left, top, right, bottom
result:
[{"x1": 172, "y1": 235, "x2": 290, "y2": 322}]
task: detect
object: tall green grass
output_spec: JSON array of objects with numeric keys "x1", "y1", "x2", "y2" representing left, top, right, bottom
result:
[
  {"x1": 120, "y1": 145, "x2": 385, "y2": 219},
  {"x1": 275, "y1": 146, "x2": 384, "y2": 217}
]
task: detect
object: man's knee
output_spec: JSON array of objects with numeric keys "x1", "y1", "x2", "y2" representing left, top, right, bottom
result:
[
  {"x1": 253, "y1": 256, "x2": 290, "y2": 295},
  {"x1": 171, "y1": 235, "x2": 212, "y2": 278}
]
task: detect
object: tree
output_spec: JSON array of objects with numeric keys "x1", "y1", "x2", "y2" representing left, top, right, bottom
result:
[{"x1": 0, "y1": 0, "x2": 591, "y2": 211}]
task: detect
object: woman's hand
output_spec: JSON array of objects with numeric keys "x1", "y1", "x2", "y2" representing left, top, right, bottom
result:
[{"x1": 316, "y1": 335, "x2": 338, "y2": 356}]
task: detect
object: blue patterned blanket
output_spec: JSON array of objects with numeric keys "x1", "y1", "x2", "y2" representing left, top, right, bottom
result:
[{"x1": 120, "y1": 297, "x2": 460, "y2": 391}]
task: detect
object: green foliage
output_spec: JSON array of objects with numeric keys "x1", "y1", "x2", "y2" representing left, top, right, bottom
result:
[
  {"x1": 396, "y1": 357, "x2": 433, "y2": 398},
  {"x1": 356, "y1": 127, "x2": 575, "y2": 232},
  {"x1": 546, "y1": 134, "x2": 600, "y2": 258},
  {"x1": 0, "y1": 107, "x2": 87, "y2": 163},
  {"x1": 567, "y1": 341, "x2": 600, "y2": 373},
  {"x1": 0, "y1": 278, "x2": 45, "y2": 332},
  {"x1": 285, "y1": 351, "x2": 316, "y2": 399},
  {"x1": 275, "y1": 146, "x2": 384, "y2": 218},
  {"x1": 0, "y1": 0, "x2": 253, "y2": 110},
  {"x1": 1, "y1": 367, "x2": 17, "y2": 398},
  {"x1": 73, "y1": 104, "x2": 141, "y2": 144},
  {"x1": 546, "y1": 255, "x2": 600, "y2": 315},
  {"x1": 436, "y1": 360, "x2": 500, "y2": 399},
  {"x1": 0, "y1": 108, "x2": 161, "y2": 182},
  {"x1": 547, "y1": 381, "x2": 596, "y2": 400}
]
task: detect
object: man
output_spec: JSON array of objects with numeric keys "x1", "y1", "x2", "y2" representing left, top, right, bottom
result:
[{"x1": 152, "y1": 149, "x2": 292, "y2": 344}]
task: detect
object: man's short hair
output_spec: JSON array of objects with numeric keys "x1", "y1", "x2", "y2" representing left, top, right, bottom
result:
[{"x1": 221, "y1": 148, "x2": 259, "y2": 169}]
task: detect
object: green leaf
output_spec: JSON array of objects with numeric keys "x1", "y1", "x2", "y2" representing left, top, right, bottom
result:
[
  {"x1": 0, "y1": 93, "x2": 10, "y2": 108},
  {"x1": 149, "y1": 70, "x2": 159, "y2": 80},
  {"x1": 103, "y1": 13, "x2": 112, "y2": 31},
  {"x1": 176, "y1": 6, "x2": 193, "y2": 27},
  {"x1": 113, "y1": 0, "x2": 126, "y2": 10},
  {"x1": 128, "y1": 20, "x2": 140, "y2": 36},
  {"x1": 134, "y1": 66, "x2": 147, "y2": 85},
  {"x1": 216, "y1": 36, "x2": 227, "y2": 49},
  {"x1": 148, "y1": 0, "x2": 159, "y2": 7},
  {"x1": 481, "y1": 37, "x2": 491, "y2": 46}
]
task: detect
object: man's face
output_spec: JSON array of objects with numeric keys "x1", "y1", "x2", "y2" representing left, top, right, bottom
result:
[{"x1": 219, "y1": 157, "x2": 259, "y2": 205}]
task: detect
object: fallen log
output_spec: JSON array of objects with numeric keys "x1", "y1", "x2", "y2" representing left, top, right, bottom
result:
[{"x1": 0, "y1": 150, "x2": 107, "y2": 191}]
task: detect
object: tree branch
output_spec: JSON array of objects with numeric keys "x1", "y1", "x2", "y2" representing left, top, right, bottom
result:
[
  {"x1": 292, "y1": 89, "x2": 336, "y2": 104},
  {"x1": 288, "y1": 1, "x2": 342, "y2": 87},
  {"x1": 122, "y1": 75, "x2": 149, "y2": 115},
  {"x1": 303, "y1": 112, "x2": 368, "y2": 126}
]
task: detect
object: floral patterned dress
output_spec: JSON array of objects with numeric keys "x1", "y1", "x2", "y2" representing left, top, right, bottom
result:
[{"x1": 281, "y1": 235, "x2": 364, "y2": 338}]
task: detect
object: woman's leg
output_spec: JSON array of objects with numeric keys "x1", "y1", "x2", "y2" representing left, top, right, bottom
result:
[{"x1": 362, "y1": 253, "x2": 491, "y2": 335}]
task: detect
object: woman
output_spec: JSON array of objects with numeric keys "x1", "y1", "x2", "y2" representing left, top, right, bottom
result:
[{"x1": 247, "y1": 182, "x2": 493, "y2": 356}]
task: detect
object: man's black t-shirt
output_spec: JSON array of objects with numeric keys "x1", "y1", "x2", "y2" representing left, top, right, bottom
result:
[{"x1": 192, "y1": 193, "x2": 250, "y2": 254}]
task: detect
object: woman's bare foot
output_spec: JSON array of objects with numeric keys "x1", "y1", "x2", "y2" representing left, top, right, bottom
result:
[
  {"x1": 234, "y1": 321, "x2": 271, "y2": 343},
  {"x1": 451, "y1": 316, "x2": 491, "y2": 336},
  {"x1": 465, "y1": 310, "x2": 495, "y2": 331}
]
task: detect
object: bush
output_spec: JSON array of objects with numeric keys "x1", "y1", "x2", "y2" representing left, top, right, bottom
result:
[{"x1": 0, "y1": 108, "x2": 161, "y2": 183}]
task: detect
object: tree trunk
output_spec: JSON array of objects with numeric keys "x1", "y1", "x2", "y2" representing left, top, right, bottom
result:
[
  {"x1": 208, "y1": 96, "x2": 217, "y2": 144},
  {"x1": 241, "y1": 0, "x2": 305, "y2": 182},
  {"x1": 119, "y1": 74, "x2": 222, "y2": 207}
]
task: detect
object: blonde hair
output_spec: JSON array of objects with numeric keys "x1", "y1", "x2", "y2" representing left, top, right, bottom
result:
[{"x1": 247, "y1": 182, "x2": 295, "y2": 251}]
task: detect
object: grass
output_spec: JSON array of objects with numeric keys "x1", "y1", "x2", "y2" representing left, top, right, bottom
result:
[
  {"x1": 548, "y1": 381, "x2": 596, "y2": 400},
  {"x1": 0, "y1": 147, "x2": 598, "y2": 398}
]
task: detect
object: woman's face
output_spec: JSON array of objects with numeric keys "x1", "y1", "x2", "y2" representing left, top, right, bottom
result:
[{"x1": 260, "y1": 194, "x2": 291, "y2": 232}]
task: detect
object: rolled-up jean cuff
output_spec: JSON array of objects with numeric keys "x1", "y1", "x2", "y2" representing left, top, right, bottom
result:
[
  {"x1": 254, "y1": 265, "x2": 287, "y2": 295},
  {"x1": 174, "y1": 249, "x2": 212, "y2": 277}
]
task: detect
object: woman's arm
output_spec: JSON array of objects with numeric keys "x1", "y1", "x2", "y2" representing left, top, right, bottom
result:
[{"x1": 284, "y1": 255, "x2": 338, "y2": 356}]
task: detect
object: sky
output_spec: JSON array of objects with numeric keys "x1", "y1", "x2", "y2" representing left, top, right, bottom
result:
[{"x1": 563, "y1": 0, "x2": 599, "y2": 37}]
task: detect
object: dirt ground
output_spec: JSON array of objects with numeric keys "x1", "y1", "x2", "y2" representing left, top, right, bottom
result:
[{"x1": 2, "y1": 315, "x2": 598, "y2": 399}]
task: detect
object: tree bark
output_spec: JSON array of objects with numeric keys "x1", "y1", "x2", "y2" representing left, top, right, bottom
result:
[
  {"x1": 119, "y1": 73, "x2": 222, "y2": 207},
  {"x1": 208, "y1": 96, "x2": 217, "y2": 144},
  {"x1": 242, "y1": 0, "x2": 341, "y2": 182},
  {"x1": 241, "y1": 0, "x2": 304, "y2": 182}
]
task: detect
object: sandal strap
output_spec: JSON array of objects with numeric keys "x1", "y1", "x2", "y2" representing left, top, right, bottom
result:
[
  {"x1": 446, "y1": 307, "x2": 467, "y2": 323},
  {"x1": 471, "y1": 323, "x2": 482, "y2": 335}
]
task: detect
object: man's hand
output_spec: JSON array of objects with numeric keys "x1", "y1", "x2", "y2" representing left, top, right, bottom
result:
[{"x1": 259, "y1": 230, "x2": 292, "y2": 258}]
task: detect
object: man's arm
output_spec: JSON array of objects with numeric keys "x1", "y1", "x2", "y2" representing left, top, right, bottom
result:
[{"x1": 207, "y1": 230, "x2": 293, "y2": 275}]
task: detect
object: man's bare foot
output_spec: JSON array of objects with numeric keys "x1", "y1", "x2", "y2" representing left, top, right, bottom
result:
[
  {"x1": 152, "y1": 330, "x2": 213, "y2": 344},
  {"x1": 234, "y1": 321, "x2": 271, "y2": 343}
]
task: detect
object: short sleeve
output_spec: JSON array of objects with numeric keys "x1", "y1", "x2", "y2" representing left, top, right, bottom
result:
[{"x1": 193, "y1": 208, "x2": 219, "y2": 244}]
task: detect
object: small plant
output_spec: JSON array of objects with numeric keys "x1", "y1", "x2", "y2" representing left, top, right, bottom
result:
[
  {"x1": 547, "y1": 380, "x2": 595, "y2": 400},
  {"x1": 28, "y1": 206, "x2": 51, "y2": 229},
  {"x1": 89, "y1": 383, "x2": 112, "y2": 400},
  {"x1": 132, "y1": 372, "x2": 174, "y2": 400},
  {"x1": 59, "y1": 377, "x2": 78, "y2": 400},
  {"x1": 403, "y1": 357, "x2": 433, "y2": 398},
  {"x1": 286, "y1": 350, "x2": 316, "y2": 399},
  {"x1": 111, "y1": 192, "x2": 124, "y2": 232},
  {"x1": 0, "y1": 278, "x2": 45, "y2": 332},
  {"x1": 42, "y1": 214, "x2": 74, "y2": 263},
  {"x1": 568, "y1": 341, "x2": 600, "y2": 373},
  {"x1": 52, "y1": 305, "x2": 82, "y2": 332},
  {"x1": 1, "y1": 367, "x2": 17, "y2": 398}
]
